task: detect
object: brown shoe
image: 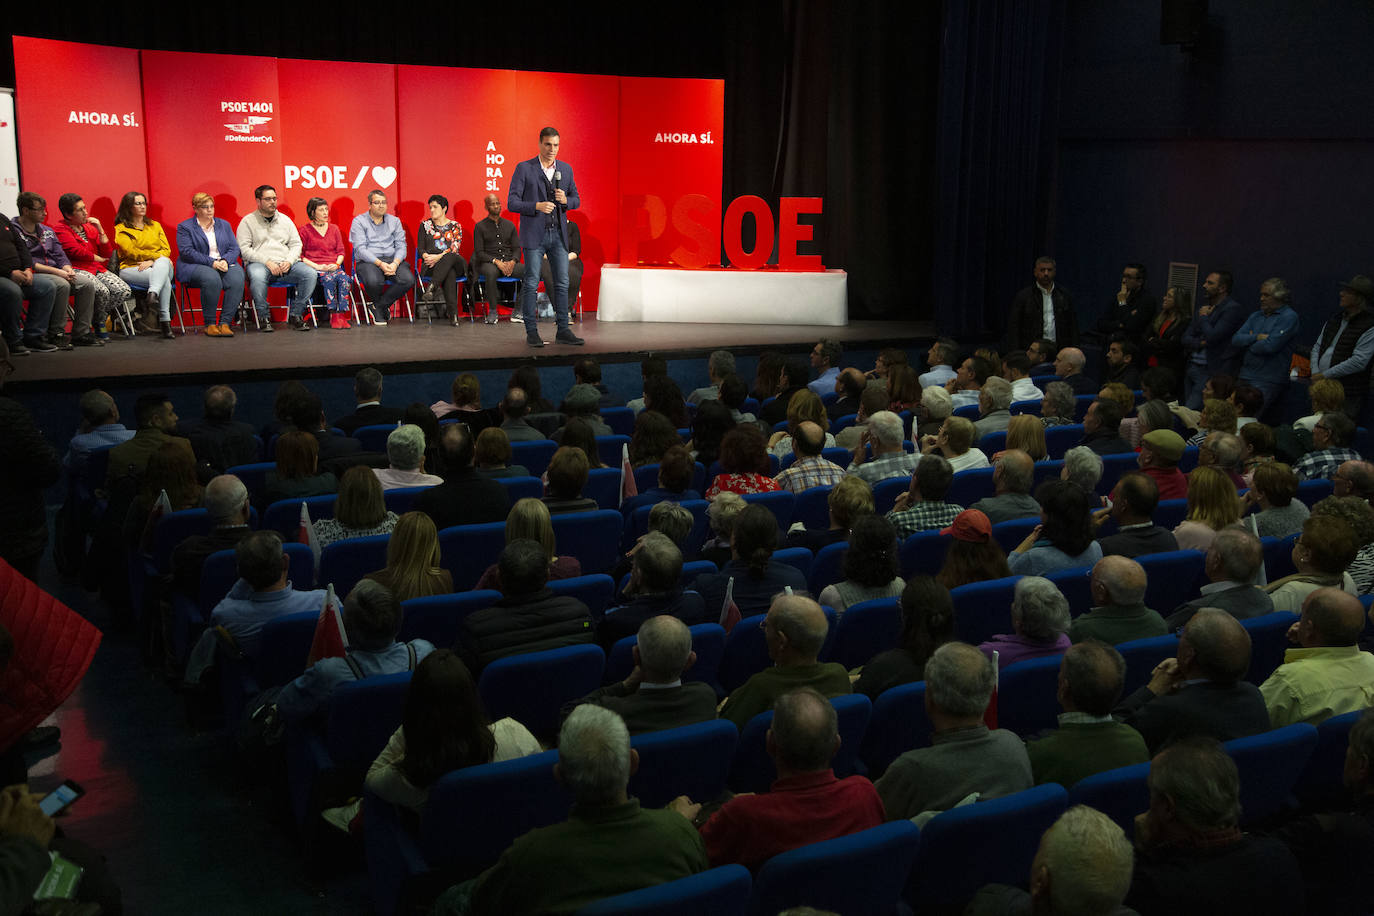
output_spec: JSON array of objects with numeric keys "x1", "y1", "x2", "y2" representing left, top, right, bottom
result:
[
  {"x1": 204, "y1": 324, "x2": 224, "y2": 337},
  {"x1": 219, "y1": 323, "x2": 235, "y2": 337}
]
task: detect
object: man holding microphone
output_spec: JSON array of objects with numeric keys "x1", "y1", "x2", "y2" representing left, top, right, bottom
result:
[{"x1": 508, "y1": 127, "x2": 584, "y2": 348}]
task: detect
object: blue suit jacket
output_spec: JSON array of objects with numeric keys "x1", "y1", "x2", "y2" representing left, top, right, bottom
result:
[
  {"x1": 175, "y1": 217, "x2": 241, "y2": 280},
  {"x1": 1182, "y1": 295, "x2": 1246, "y2": 373},
  {"x1": 508, "y1": 156, "x2": 579, "y2": 249}
]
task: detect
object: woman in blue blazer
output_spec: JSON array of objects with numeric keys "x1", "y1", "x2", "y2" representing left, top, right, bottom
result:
[{"x1": 175, "y1": 192, "x2": 245, "y2": 336}]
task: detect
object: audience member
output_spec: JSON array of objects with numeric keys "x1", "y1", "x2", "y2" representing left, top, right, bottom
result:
[
  {"x1": 974, "y1": 377, "x2": 1013, "y2": 438},
  {"x1": 572, "y1": 615, "x2": 717, "y2": 734},
  {"x1": 847, "y1": 410, "x2": 918, "y2": 484},
  {"x1": 431, "y1": 373, "x2": 484, "y2": 423},
  {"x1": 210, "y1": 531, "x2": 327, "y2": 659},
  {"x1": 774, "y1": 421, "x2": 846, "y2": 494},
  {"x1": 412, "y1": 423, "x2": 509, "y2": 530},
  {"x1": 1053, "y1": 348, "x2": 1096, "y2": 395},
  {"x1": 854, "y1": 576, "x2": 954, "y2": 699},
  {"x1": 876, "y1": 642, "x2": 1031, "y2": 821},
  {"x1": 1311, "y1": 493, "x2": 1374, "y2": 594},
  {"x1": 1260, "y1": 586, "x2": 1374, "y2": 726},
  {"x1": 373, "y1": 424, "x2": 444, "y2": 491},
  {"x1": 1166, "y1": 528, "x2": 1273, "y2": 628},
  {"x1": 1079, "y1": 398, "x2": 1132, "y2": 455},
  {"x1": 1004, "y1": 413, "x2": 1048, "y2": 461},
  {"x1": 1310, "y1": 275, "x2": 1374, "y2": 418},
  {"x1": 919, "y1": 338, "x2": 958, "y2": 389},
  {"x1": 364, "y1": 649, "x2": 540, "y2": 815},
  {"x1": 1025, "y1": 338, "x2": 1056, "y2": 376},
  {"x1": 817, "y1": 516, "x2": 904, "y2": 614},
  {"x1": 107, "y1": 393, "x2": 194, "y2": 487},
  {"x1": 170, "y1": 474, "x2": 252, "y2": 599},
  {"x1": 786, "y1": 475, "x2": 873, "y2": 553},
  {"x1": 979, "y1": 576, "x2": 1071, "y2": 670},
  {"x1": 1100, "y1": 337, "x2": 1142, "y2": 390},
  {"x1": 1145, "y1": 287, "x2": 1193, "y2": 383},
  {"x1": 643, "y1": 374, "x2": 691, "y2": 429},
  {"x1": 509, "y1": 365, "x2": 556, "y2": 413},
  {"x1": 1172, "y1": 466, "x2": 1240, "y2": 552},
  {"x1": 1198, "y1": 432, "x2": 1245, "y2": 491},
  {"x1": 966, "y1": 805, "x2": 1135, "y2": 916},
  {"x1": 1114, "y1": 608, "x2": 1269, "y2": 753},
  {"x1": 171, "y1": 385, "x2": 256, "y2": 475},
  {"x1": 1130, "y1": 398, "x2": 1173, "y2": 452},
  {"x1": 1001, "y1": 349, "x2": 1043, "y2": 404},
  {"x1": 676, "y1": 686, "x2": 884, "y2": 871},
  {"x1": 718, "y1": 594, "x2": 850, "y2": 729},
  {"x1": 971, "y1": 449, "x2": 1040, "y2": 523},
  {"x1": 887, "y1": 453, "x2": 962, "y2": 536},
  {"x1": 1060, "y1": 445, "x2": 1104, "y2": 493},
  {"x1": 453, "y1": 705, "x2": 707, "y2": 914},
  {"x1": 472, "y1": 427, "x2": 528, "y2": 479},
  {"x1": 1186, "y1": 398, "x2": 1238, "y2": 447},
  {"x1": 1008, "y1": 257, "x2": 1076, "y2": 350},
  {"x1": 63, "y1": 389, "x2": 134, "y2": 475},
  {"x1": 690, "y1": 505, "x2": 807, "y2": 623},
  {"x1": 1180, "y1": 269, "x2": 1245, "y2": 408},
  {"x1": 920, "y1": 414, "x2": 989, "y2": 473},
  {"x1": 704, "y1": 426, "x2": 781, "y2": 499},
  {"x1": 1097, "y1": 471, "x2": 1179, "y2": 558},
  {"x1": 807, "y1": 339, "x2": 842, "y2": 395},
  {"x1": 1293, "y1": 377, "x2": 1346, "y2": 434},
  {"x1": 717, "y1": 373, "x2": 756, "y2": 426},
  {"x1": 275, "y1": 580, "x2": 435, "y2": 723},
  {"x1": 542, "y1": 445, "x2": 598, "y2": 514},
  {"x1": 557, "y1": 385, "x2": 612, "y2": 437},
  {"x1": 1070, "y1": 556, "x2": 1167, "y2": 644},
  {"x1": 596, "y1": 533, "x2": 708, "y2": 649},
  {"x1": 1026, "y1": 641, "x2": 1148, "y2": 787},
  {"x1": 699, "y1": 491, "x2": 746, "y2": 568},
  {"x1": 828, "y1": 367, "x2": 866, "y2": 420},
  {"x1": 1273, "y1": 706, "x2": 1374, "y2": 914},
  {"x1": 1007, "y1": 479, "x2": 1103, "y2": 576},
  {"x1": 945, "y1": 355, "x2": 995, "y2": 409},
  {"x1": 459, "y1": 539, "x2": 593, "y2": 676},
  {"x1": 497, "y1": 387, "x2": 542, "y2": 442},
  {"x1": 287, "y1": 391, "x2": 364, "y2": 469},
  {"x1": 1295, "y1": 411, "x2": 1361, "y2": 481},
  {"x1": 768, "y1": 390, "x2": 836, "y2": 461},
  {"x1": 686, "y1": 399, "x2": 733, "y2": 468},
  {"x1": 264, "y1": 430, "x2": 337, "y2": 506},
  {"x1": 335, "y1": 367, "x2": 406, "y2": 435},
  {"x1": 1125, "y1": 737, "x2": 1303, "y2": 915},
  {"x1": 1266, "y1": 516, "x2": 1358, "y2": 612},
  {"x1": 1039, "y1": 381, "x2": 1076, "y2": 428},
  {"x1": 313, "y1": 465, "x2": 398, "y2": 549},
  {"x1": 686, "y1": 349, "x2": 734, "y2": 405},
  {"x1": 123, "y1": 441, "x2": 203, "y2": 554},
  {"x1": 1238, "y1": 421, "x2": 1276, "y2": 485},
  {"x1": 886, "y1": 363, "x2": 922, "y2": 413},
  {"x1": 361, "y1": 511, "x2": 453, "y2": 604},
  {"x1": 913, "y1": 384, "x2": 952, "y2": 441},
  {"x1": 1136, "y1": 429, "x2": 1188, "y2": 500},
  {"x1": 474, "y1": 498, "x2": 582, "y2": 592},
  {"x1": 936, "y1": 509, "x2": 1010, "y2": 590}
]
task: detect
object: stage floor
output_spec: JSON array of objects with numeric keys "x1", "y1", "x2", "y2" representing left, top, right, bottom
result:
[{"x1": 7, "y1": 314, "x2": 934, "y2": 392}]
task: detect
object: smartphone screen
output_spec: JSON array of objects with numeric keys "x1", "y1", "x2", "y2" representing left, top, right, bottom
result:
[{"x1": 39, "y1": 781, "x2": 82, "y2": 817}]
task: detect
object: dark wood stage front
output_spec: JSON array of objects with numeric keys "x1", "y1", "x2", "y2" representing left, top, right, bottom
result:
[{"x1": 7, "y1": 315, "x2": 935, "y2": 393}]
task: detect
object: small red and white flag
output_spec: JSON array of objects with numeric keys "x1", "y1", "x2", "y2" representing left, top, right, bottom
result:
[
  {"x1": 619, "y1": 442, "x2": 638, "y2": 506},
  {"x1": 718, "y1": 576, "x2": 741, "y2": 634},
  {"x1": 307, "y1": 583, "x2": 349, "y2": 666},
  {"x1": 148, "y1": 488, "x2": 172, "y2": 527},
  {"x1": 299, "y1": 501, "x2": 321, "y2": 574}
]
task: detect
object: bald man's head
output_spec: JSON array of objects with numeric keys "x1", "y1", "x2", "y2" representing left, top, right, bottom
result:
[
  {"x1": 1091, "y1": 555, "x2": 1147, "y2": 606},
  {"x1": 995, "y1": 449, "x2": 1035, "y2": 495},
  {"x1": 794, "y1": 420, "x2": 826, "y2": 458},
  {"x1": 1182, "y1": 608, "x2": 1252, "y2": 684},
  {"x1": 1300, "y1": 587, "x2": 1366, "y2": 647}
]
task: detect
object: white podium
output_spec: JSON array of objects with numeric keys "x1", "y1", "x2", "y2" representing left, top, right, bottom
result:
[{"x1": 597, "y1": 265, "x2": 848, "y2": 326}]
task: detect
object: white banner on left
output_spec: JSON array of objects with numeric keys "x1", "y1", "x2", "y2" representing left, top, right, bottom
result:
[{"x1": 0, "y1": 90, "x2": 17, "y2": 215}]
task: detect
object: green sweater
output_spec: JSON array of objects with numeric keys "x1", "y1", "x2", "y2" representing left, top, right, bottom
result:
[
  {"x1": 719, "y1": 662, "x2": 853, "y2": 729},
  {"x1": 467, "y1": 799, "x2": 708, "y2": 914},
  {"x1": 1026, "y1": 719, "x2": 1150, "y2": 787},
  {"x1": 1068, "y1": 602, "x2": 1168, "y2": 646}
]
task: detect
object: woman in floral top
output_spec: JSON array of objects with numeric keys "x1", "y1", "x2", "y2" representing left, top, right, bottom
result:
[
  {"x1": 313, "y1": 465, "x2": 398, "y2": 548},
  {"x1": 705, "y1": 425, "x2": 781, "y2": 500},
  {"x1": 417, "y1": 194, "x2": 467, "y2": 322}
]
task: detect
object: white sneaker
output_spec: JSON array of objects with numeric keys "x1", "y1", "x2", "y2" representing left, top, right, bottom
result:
[
  {"x1": 510, "y1": 314, "x2": 523, "y2": 323},
  {"x1": 373, "y1": 315, "x2": 388, "y2": 327},
  {"x1": 321, "y1": 798, "x2": 362, "y2": 834}
]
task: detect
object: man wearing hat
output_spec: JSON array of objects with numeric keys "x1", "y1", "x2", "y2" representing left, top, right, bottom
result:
[
  {"x1": 1311, "y1": 275, "x2": 1374, "y2": 419},
  {"x1": 1137, "y1": 429, "x2": 1188, "y2": 500},
  {"x1": 557, "y1": 383, "x2": 613, "y2": 438}
]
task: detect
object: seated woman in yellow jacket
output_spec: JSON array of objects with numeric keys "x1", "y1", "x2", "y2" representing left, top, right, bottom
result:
[{"x1": 114, "y1": 190, "x2": 175, "y2": 339}]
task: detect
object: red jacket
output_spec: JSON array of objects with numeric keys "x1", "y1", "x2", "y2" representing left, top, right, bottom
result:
[
  {"x1": 53, "y1": 219, "x2": 113, "y2": 274},
  {"x1": 0, "y1": 557, "x2": 102, "y2": 751}
]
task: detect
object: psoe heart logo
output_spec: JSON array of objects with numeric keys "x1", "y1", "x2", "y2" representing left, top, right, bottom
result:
[{"x1": 283, "y1": 165, "x2": 398, "y2": 190}]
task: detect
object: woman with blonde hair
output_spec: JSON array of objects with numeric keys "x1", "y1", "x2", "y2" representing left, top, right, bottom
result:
[
  {"x1": 474, "y1": 497, "x2": 582, "y2": 591},
  {"x1": 313, "y1": 465, "x2": 398, "y2": 548},
  {"x1": 1294, "y1": 378, "x2": 1346, "y2": 433},
  {"x1": 114, "y1": 189, "x2": 175, "y2": 338},
  {"x1": 1171, "y1": 466, "x2": 1241, "y2": 552},
  {"x1": 768, "y1": 389, "x2": 836, "y2": 459},
  {"x1": 264, "y1": 429, "x2": 337, "y2": 505},
  {"x1": 175, "y1": 191, "x2": 244, "y2": 336},
  {"x1": 363, "y1": 511, "x2": 453, "y2": 604},
  {"x1": 1004, "y1": 414, "x2": 1047, "y2": 461}
]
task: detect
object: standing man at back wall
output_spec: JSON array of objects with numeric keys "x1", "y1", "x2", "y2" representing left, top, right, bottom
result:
[
  {"x1": 509, "y1": 126, "x2": 584, "y2": 348},
  {"x1": 1007, "y1": 256, "x2": 1077, "y2": 353}
]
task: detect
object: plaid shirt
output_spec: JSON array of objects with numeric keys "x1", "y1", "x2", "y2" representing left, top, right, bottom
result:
[
  {"x1": 886, "y1": 500, "x2": 963, "y2": 537},
  {"x1": 1293, "y1": 447, "x2": 1361, "y2": 482},
  {"x1": 775, "y1": 456, "x2": 848, "y2": 494},
  {"x1": 849, "y1": 451, "x2": 919, "y2": 486}
]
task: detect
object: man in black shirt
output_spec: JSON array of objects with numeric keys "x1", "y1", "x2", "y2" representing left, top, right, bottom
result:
[{"x1": 472, "y1": 193, "x2": 521, "y2": 324}]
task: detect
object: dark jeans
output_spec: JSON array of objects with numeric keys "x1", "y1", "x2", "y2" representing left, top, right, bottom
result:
[
  {"x1": 520, "y1": 222, "x2": 569, "y2": 332},
  {"x1": 356, "y1": 261, "x2": 416, "y2": 317}
]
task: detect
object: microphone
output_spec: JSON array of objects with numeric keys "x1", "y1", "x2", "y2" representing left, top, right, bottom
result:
[{"x1": 553, "y1": 169, "x2": 562, "y2": 209}]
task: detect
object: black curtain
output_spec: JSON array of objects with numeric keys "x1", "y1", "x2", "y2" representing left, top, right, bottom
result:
[
  {"x1": 722, "y1": 0, "x2": 943, "y2": 320},
  {"x1": 932, "y1": 0, "x2": 1066, "y2": 339}
]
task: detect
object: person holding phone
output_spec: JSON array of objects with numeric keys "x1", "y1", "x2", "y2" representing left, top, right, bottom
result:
[{"x1": 0, "y1": 784, "x2": 55, "y2": 909}]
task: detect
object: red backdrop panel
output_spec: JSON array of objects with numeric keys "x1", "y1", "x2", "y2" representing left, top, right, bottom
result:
[
  {"x1": 618, "y1": 77, "x2": 725, "y2": 268},
  {"x1": 395, "y1": 66, "x2": 521, "y2": 262},
  {"x1": 140, "y1": 50, "x2": 283, "y2": 253},
  {"x1": 276, "y1": 59, "x2": 397, "y2": 262},
  {"x1": 12, "y1": 37, "x2": 148, "y2": 229}
]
